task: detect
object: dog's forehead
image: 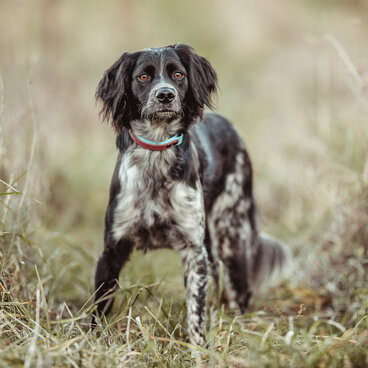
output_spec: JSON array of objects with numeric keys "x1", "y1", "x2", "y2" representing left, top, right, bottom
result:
[{"x1": 135, "y1": 47, "x2": 184, "y2": 69}]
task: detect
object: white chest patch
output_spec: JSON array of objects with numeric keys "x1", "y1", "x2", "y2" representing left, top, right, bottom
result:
[{"x1": 112, "y1": 147, "x2": 205, "y2": 250}]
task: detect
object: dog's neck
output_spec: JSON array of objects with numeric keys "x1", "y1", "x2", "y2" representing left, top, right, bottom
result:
[
  {"x1": 115, "y1": 117, "x2": 198, "y2": 189},
  {"x1": 130, "y1": 118, "x2": 182, "y2": 142},
  {"x1": 122, "y1": 118, "x2": 190, "y2": 184}
]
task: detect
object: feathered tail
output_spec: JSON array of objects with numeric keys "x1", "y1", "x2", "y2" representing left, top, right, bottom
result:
[{"x1": 249, "y1": 232, "x2": 292, "y2": 294}]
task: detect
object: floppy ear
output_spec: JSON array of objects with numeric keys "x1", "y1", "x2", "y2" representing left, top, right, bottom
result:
[
  {"x1": 173, "y1": 44, "x2": 218, "y2": 120},
  {"x1": 96, "y1": 52, "x2": 139, "y2": 132}
]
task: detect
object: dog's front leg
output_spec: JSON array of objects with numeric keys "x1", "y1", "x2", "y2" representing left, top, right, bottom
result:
[
  {"x1": 178, "y1": 244, "x2": 208, "y2": 346},
  {"x1": 92, "y1": 238, "x2": 134, "y2": 327}
]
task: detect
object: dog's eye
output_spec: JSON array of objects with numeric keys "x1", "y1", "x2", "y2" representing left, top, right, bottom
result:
[
  {"x1": 138, "y1": 73, "x2": 149, "y2": 81},
  {"x1": 172, "y1": 72, "x2": 184, "y2": 80}
]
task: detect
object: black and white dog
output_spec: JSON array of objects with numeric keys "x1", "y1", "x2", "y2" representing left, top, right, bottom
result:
[{"x1": 92, "y1": 44, "x2": 290, "y2": 346}]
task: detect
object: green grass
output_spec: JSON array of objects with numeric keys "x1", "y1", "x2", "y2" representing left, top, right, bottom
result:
[{"x1": 0, "y1": 218, "x2": 367, "y2": 367}]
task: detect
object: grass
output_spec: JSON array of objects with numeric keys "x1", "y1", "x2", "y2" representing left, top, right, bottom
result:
[
  {"x1": 0, "y1": 224, "x2": 367, "y2": 367},
  {"x1": 1, "y1": 0, "x2": 368, "y2": 366}
]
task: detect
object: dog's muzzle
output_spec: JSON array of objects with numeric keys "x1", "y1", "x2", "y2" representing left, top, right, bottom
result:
[{"x1": 155, "y1": 87, "x2": 176, "y2": 104}]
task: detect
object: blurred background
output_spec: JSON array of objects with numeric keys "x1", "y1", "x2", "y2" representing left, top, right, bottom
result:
[{"x1": 0, "y1": 0, "x2": 367, "y2": 319}]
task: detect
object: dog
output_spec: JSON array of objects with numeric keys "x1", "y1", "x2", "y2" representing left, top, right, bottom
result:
[{"x1": 92, "y1": 44, "x2": 290, "y2": 346}]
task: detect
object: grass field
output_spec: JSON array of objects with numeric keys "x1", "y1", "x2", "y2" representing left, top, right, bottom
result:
[{"x1": 1, "y1": 0, "x2": 368, "y2": 366}]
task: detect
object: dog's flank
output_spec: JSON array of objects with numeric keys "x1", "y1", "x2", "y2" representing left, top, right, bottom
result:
[{"x1": 92, "y1": 44, "x2": 291, "y2": 346}]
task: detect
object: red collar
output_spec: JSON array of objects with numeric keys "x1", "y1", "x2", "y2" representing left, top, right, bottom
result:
[{"x1": 129, "y1": 129, "x2": 184, "y2": 151}]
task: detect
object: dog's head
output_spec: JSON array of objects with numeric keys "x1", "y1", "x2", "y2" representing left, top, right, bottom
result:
[{"x1": 96, "y1": 44, "x2": 217, "y2": 133}]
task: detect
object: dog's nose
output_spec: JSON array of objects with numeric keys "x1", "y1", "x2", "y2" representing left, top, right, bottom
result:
[{"x1": 155, "y1": 88, "x2": 175, "y2": 103}]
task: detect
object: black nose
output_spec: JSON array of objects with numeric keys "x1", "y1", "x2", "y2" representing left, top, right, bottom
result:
[{"x1": 155, "y1": 88, "x2": 175, "y2": 103}]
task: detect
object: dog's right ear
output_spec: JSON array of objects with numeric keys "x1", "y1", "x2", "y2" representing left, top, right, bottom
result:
[{"x1": 96, "y1": 52, "x2": 139, "y2": 132}]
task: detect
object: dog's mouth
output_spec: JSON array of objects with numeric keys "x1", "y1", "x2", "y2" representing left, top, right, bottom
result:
[
  {"x1": 141, "y1": 101, "x2": 182, "y2": 122},
  {"x1": 156, "y1": 110, "x2": 177, "y2": 117},
  {"x1": 147, "y1": 110, "x2": 180, "y2": 121}
]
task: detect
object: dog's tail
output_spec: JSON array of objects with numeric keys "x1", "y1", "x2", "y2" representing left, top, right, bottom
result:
[{"x1": 249, "y1": 232, "x2": 292, "y2": 294}]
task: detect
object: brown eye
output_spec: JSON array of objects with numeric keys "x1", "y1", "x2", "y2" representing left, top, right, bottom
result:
[
  {"x1": 138, "y1": 73, "x2": 149, "y2": 81},
  {"x1": 173, "y1": 72, "x2": 184, "y2": 80}
]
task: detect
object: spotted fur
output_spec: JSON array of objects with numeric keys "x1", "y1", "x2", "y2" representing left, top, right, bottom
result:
[{"x1": 92, "y1": 44, "x2": 291, "y2": 347}]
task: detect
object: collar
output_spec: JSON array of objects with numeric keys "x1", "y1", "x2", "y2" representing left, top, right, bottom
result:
[{"x1": 129, "y1": 129, "x2": 184, "y2": 151}]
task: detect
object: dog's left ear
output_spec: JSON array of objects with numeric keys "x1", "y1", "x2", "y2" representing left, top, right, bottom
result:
[
  {"x1": 96, "y1": 52, "x2": 139, "y2": 132},
  {"x1": 173, "y1": 44, "x2": 218, "y2": 120}
]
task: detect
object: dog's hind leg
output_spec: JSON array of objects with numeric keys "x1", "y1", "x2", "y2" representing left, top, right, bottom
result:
[
  {"x1": 207, "y1": 152, "x2": 255, "y2": 312},
  {"x1": 208, "y1": 213, "x2": 254, "y2": 313},
  {"x1": 91, "y1": 238, "x2": 134, "y2": 327},
  {"x1": 208, "y1": 151, "x2": 291, "y2": 312}
]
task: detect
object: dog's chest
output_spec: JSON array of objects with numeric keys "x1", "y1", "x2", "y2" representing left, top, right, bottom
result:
[{"x1": 112, "y1": 150, "x2": 204, "y2": 249}]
